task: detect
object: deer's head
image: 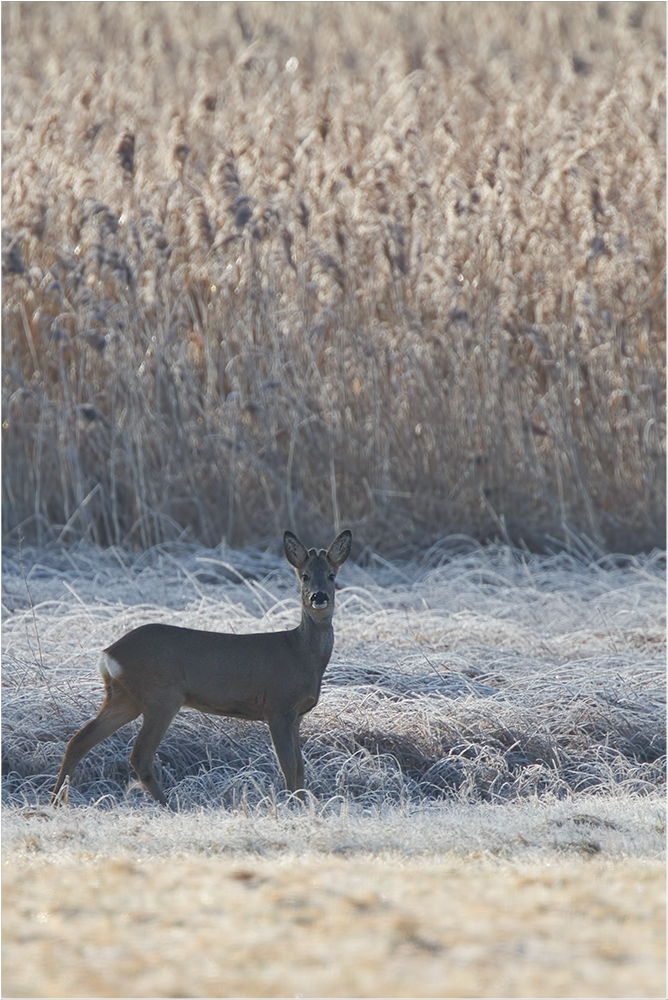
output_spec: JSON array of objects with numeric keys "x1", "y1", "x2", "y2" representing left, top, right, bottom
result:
[{"x1": 284, "y1": 530, "x2": 352, "y2": 618}]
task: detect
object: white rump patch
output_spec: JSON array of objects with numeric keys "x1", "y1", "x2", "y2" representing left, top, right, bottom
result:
[{"x1": 99, "y1": 651, "x2": 123, "y2": 680}]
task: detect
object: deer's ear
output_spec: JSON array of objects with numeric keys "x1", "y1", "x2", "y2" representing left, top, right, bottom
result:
[
  {"x1": 284, "y1": 531, "x2": 309, "y2": 569},
  {"x1": 327, "y1": 529, "x2": 352, "y2": 570}
]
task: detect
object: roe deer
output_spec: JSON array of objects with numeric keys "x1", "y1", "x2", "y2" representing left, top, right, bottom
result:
[{"x1": 53, "y1": 530, "x2": 352, "y2": 806}]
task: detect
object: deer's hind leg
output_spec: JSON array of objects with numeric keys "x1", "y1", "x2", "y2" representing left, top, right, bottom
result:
[
  {"x1": 129, "y1": 699, "x2": 183, "y2": 807},
  {"x1": 53, "y1": 677, "x2": 141, "y2": 802}
]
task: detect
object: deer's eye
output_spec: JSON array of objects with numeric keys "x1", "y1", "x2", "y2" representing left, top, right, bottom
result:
[
  {"x1": 328, "y1": 573, "x2": 335, "y2": 581},
  {"x1": 302, "y1": 573, "x2": 310, "y2": 582}
]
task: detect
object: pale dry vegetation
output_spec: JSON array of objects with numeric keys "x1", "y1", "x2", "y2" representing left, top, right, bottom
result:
[
  {"x1": 2, "y1": 2, "x2": 666, "y2": 552},
  {"x1": 2, "y1": 853, "x2": 665, "y2": 999}
]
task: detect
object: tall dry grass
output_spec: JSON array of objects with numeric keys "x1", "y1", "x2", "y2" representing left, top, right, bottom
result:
[{"x1": 2, "y1": 2, "x2": 665, "y2": 552}]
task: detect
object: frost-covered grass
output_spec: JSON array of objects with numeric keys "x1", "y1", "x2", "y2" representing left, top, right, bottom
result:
[
  {"x1": 2, "y1": 795, "x2": 665, "y2": 864},
  {"x1": 2, "y1": 537, "x2": 665, "y2": 860}
]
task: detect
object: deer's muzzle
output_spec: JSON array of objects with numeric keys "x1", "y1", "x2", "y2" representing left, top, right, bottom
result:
[{"x1": 310, "y1": 591, "x2": 330, "y2": 610}]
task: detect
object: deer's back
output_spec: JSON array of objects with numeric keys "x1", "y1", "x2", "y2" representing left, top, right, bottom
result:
[{"x1": 104, "y1": 622, "x2": 332, "y2": 720}]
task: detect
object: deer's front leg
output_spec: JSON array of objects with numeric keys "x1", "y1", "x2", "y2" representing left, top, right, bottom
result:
[{"x1": 267, "y1": 713, "x2": 305, "y2": 801}]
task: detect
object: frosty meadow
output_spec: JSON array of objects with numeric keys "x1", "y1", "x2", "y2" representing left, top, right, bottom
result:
[
  {"x1": 4, "y1": 536, "x2": 663, "y2": 816},
  {"x1": 2, "y1": 536, "x2": 664, "y2": 998}
]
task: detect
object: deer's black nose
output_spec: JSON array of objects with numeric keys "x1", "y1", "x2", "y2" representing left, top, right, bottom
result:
[{"x1": 311, "y1": 591, "x2": 330, "y2": 610}]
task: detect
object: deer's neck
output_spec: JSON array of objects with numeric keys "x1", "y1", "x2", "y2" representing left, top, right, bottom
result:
[{"x1": 298, "y1": 609, "x2": 335, "y2": 669}]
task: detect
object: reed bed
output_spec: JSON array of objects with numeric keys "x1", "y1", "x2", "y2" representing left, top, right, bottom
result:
[{"x1": 2, "y1": 2, "x2": 665, "y2": 553}]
